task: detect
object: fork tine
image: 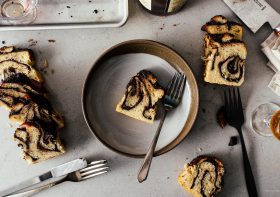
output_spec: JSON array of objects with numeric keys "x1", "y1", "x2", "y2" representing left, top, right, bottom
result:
[
  {"x1": 80, "y1": 166, "x2": 110, "y2": 177},
  {"x1": 228, "y1": 89, "x2": 232, "y2": 112},
  {"x1": 168, "y1": 72, "x2": 181, "y2": 97},
  {"x1": 174, "y1": 73, "x2": 186, "y2": 99},
  {"x1": 237, "y1": 88, "x2": 244, "y2": 116},
  {"x1": 89, "y1": 160, "x2": 107, "y2": 165},
  {"x1": 166, "y1": 72, "x2": 179, "y2": 96},
  {"x1": 237, "y1": 88, "x2": 242, "y2": 108},
  {"x1": 224, "y1": 90, "x2": 228, "y2": 110},
  {"x1": 81, "y1": 171, "x2": 108, "y2": 181},
  {"x1": 80, "y1": 163, "x2": 107, "y2": 172},
  {"x1": 232, "y1": 88, "x2": 237, "y2": 109}
]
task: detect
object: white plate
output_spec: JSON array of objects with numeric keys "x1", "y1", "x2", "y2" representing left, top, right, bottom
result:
[{"x1": 82, "y1": 40, "x2": 199, "y2": 157}]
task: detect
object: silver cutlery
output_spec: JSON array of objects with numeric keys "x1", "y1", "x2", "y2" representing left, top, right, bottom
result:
[
  {"x1": 224, "y1": 88, "x2": 258, "y2": 197},
  {"x1": 137, "y1": 72, "x2": 186, "y2": 183},
  {"x1": 6, "y1": 160, "x2": 109, "y2": 197},
  {"x1": 0, "y1": 158, "x2": 88, "y2": 197}
]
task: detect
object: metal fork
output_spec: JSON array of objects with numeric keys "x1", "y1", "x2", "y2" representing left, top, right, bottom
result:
[
  {"x1": 137, "y1": 72, "x2": 186, "y2": 183},
  {"x1": 224, "y1": 88, "x2": 258, "y2": 197},
  {"x1": 8, "y1": 160, "x2": 109, "y2": 197}
]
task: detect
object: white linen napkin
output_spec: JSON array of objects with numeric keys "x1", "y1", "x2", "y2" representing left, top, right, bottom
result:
[{"x1": 261, "y1": 32, "x2": 280, "y2": 96}]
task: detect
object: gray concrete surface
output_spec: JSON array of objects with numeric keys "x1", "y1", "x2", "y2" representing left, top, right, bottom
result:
[{"x1": 0, "y1": 0, "x2": 279, "y2": 196}]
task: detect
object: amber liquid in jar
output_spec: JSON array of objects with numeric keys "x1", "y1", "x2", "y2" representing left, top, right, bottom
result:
[
  {"x1": 138, "y1": 0, "x2": 187, "y2": 16},
  {"x1": 270, "y1": 110, "x2": 280, "y2": 141}
]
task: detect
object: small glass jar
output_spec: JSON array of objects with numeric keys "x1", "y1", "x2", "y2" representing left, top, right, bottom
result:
[
  {"x1": 138, "y1": 0, "x2": 187, "y2": 16},
  {"x1": 0, "y1": 0, "x2": 38, "y2": 24}
]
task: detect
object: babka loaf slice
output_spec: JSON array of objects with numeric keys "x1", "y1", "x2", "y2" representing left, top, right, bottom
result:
[
  {"x1": 201, "y1": 15, "x2": 243, "y2": 40},
  {"x1": 0, "y1": 46, "x2": 34, "y2": 66},
  {"x1": 0, "y1": 60, "x2": 42, "y2": 82},
  {"x1": 202, "y1": 33, "x2": 247, "y2": 86},
  {"x1": 14, "y1": 123, "x2": 65, "y2": 164},
  {"x1": 178, "y1": 156, "x2": 225, "y2": 197},
  {"x1": 116, "y1": 70, "x2": 165, "y2": 124},
  {"x1": 0, "y1": 74, "x2": 64, "y2": 128}
]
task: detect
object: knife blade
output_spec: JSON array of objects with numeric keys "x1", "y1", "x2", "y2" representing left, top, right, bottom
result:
[
  {"x1": 0, "y1": 158, "x2": 87, "y2": 197},
  {"x1": 223, "y1": 0, "x2": 280, "y2": 33}
]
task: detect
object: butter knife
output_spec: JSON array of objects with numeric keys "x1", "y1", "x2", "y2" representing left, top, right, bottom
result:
[
  {"x1": 223, "y1": 0, "x2": 280, "y2": 35},
  {"x1": 0, "y1": 158, "x2": 87, "y2": 197}
]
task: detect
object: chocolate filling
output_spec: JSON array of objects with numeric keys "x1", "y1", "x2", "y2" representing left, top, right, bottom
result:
[
  {"x1": 219, "y1": 56, "x2": 244, "y2": 83},
  {"x1": 189, "y1": 157, "x2": 222, "y2": 197},
  {"x1": 121, "y1": 70, "x2": 163, "y2": 119}
]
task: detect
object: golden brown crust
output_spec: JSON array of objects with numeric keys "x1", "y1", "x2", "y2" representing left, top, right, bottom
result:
[{"x1": 201, "y1": 15, "x2": 243, "y2": 40}]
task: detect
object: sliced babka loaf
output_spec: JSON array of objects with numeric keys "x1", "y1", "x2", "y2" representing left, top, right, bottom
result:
[
  {"x1": 178, "y1": 156, "x2": 225, "y2": 197},
  {"x1": 201, "y1": 15, "x2": 243, "y2": 40},
  {"x1": 201, "y1": 16, "x2": 247, "y2": 86},
  {"x1": 116, "y1": 70, "x2": 165, "y2": 124},
  {"x1": 202, "y1": 34, "x2": 247, "y2": 86},
  {"x1": 0, "y1": 46, "x2": 34, "y2": 66},
  {"x1": 0, "y1": 60, "x2": 42, "y2": 82},
  {"x1": 14, "y1": 123, "x2": 65, "y2": 164},
  {"x1": 0, "y1": 46, "x2": 65, "y2": 164}
]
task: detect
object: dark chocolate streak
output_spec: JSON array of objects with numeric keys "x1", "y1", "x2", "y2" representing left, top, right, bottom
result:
[
  {"x1": 218, "y1": 56, "x2": 244, "y2": 82},
  {"x1": 4, "y1": 73, "x2": 45, "y2": 93},
  {"x1": 14, "y1": 128, "x2": 30, "y2": 150},
  {"x1": 209, "y1": 34, "x2": 243, "y2": 44},
  {"x1": 121, "y1": 70, "x2": 163, "y2": 120},
  {"x1": 24, "y1": 152, "x2": 38, "y2": 162},
  {"x1": 190, "y1": 158, "x2": 220, "y2": 197},
  {"x1": 1, "y1": 73, "x2": 60, "y2": 147}
]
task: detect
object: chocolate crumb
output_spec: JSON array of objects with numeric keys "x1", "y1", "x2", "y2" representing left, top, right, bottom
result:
[
  {"x1": 93, "y1": 9, "x2": 98, "y2": 14},
  {"x1": 2, "y1": 41, "x2": 5, "y2": 44},
  {"x1": 167, "y1": 177, "x2": 170, "y2": 180},
  {"x1": 48, "y1": 39, "x2": 55, "y2": 43},
  {"x1": 67, "y1": 6, "x2": 71, "y2": 8},
  {"x1": 217, "y1": 106, "x2": 227, "y2": 128},
  {"x1": 70, "y1": 15, "x2": 73, "y2": 18},
  {"x1": 89, "y1": 0, "x2": 92, "y2": 2},
  {"x1": 228, "y1": 136, "x2": 238, "y2": 146}
]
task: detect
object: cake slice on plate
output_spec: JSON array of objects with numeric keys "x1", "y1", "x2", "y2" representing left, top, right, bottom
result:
[{"x1": 116, "y1": 70, "x2": 165, "y2": 124}]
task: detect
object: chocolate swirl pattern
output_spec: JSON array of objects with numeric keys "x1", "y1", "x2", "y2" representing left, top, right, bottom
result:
[
  {"x1": 202, "y1": 16, "x2": 247, "y2": 87},
  {"x1": 0, "y1": 46, "x2": 65, "y2": 164},
  {"x1": 178, "y1": 156, "x2": 225, "y2": 197},
  {"x1": 219, "y1": 56, "x2": 244, "y2": 83},
  {"x1": 116, "y1": 70, "x2": 165, "y2": 124}
]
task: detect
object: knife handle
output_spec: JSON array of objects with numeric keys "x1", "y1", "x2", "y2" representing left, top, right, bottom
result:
[{"x1": 7, "y1": 178, "x2": 67, "y2": 197}]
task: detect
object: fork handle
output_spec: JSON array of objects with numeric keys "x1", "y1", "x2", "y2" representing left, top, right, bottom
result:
[
  {"x1": 238, "y1": 127, "x2": 258, "y2": 197},
  {"x1": 137, "y1": 110, "x2": 167, "y2": 183},
  {"x1": 7, "y1": 178, "x2": 67, "y2": 197}
]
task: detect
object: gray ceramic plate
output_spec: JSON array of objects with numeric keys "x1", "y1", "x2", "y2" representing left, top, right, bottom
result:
[{"x1": 82, "y1": 40, "x2": 199, "y2": 157}]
